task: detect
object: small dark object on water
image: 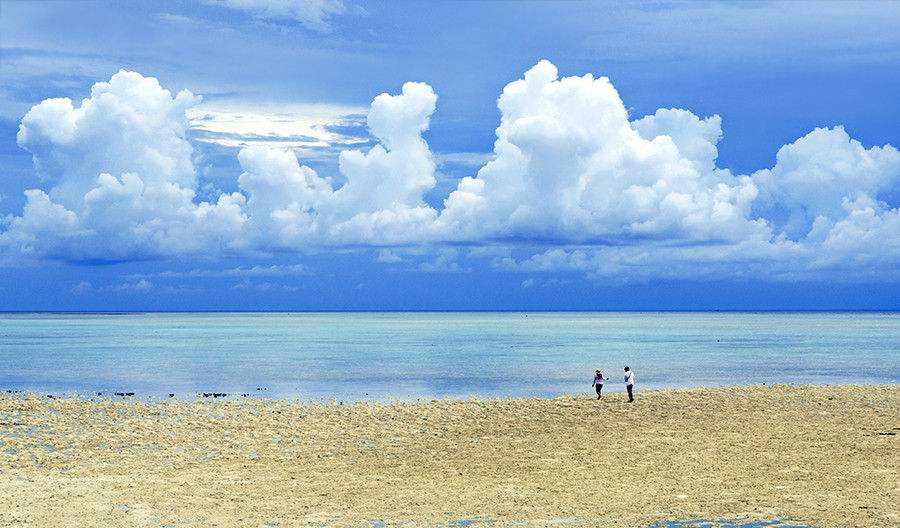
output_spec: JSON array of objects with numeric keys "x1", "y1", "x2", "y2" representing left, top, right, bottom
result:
[
  {"x1": 114, "y1": 392, "x2": 135, "y2": 397},
  {"x1": 199, "y1": 392, "x2": 227, "y2": 398}
]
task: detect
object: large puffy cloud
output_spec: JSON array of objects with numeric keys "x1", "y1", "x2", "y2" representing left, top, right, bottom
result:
[
  {"x1": 751, "y1": 126, "x2": 900, "y2": 240},
  {"x1": 326, "y1": 82, "x2": 439, "y2": 244},
  {"x1": 334, "y1": 82, "x2": 437, "y2": 212},
  {"x1": 437, "y1": 60, "x2": 766, "y2": 246},
  {"x1": 5, "y1": 70, "x2": 245, "y2": 261},
  {"x1": 233, "y1": 81, "x2": 439, "y2": 246},
  {"x1": 16, "y1": 71, "x2": 199, "y2": 212},
  {"x1": 4, "y1": 62, "x2": 900, "y2": 281}
]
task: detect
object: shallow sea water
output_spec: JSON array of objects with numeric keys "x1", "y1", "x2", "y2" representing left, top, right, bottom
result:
[{"x1": 1, "y1": 311, "x2": 897, "y2": 401}]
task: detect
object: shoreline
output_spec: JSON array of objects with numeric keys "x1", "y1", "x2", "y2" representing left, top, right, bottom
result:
[
  {"x1": 1, "y1": 384, "x2": 898, "y2": 527},
  {"x1": 4, "y1": 378, "x2": 898, "y2": 405}
]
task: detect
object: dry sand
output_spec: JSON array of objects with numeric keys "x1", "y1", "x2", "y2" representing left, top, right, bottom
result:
[{"x1": 0, "y1": 384, "x2": 897, "y2": 528}]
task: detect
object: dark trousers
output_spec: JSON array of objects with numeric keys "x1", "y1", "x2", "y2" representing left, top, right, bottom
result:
[{"x1": 626, "y1": 384, "x2": 634, "y2": 401}]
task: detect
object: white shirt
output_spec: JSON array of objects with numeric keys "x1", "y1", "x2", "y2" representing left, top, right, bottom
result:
[{"x1": 624, "y1": 371, "x2": 634, "y2": 386}]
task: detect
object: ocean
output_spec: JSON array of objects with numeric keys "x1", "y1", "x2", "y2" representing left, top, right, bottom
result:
[{"x1": 1, "y1": 311, "x2": 897, "y2": 401}]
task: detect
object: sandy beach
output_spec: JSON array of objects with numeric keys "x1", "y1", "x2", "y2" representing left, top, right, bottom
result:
[{"x1": 0, "y1": 384, "x2": 897, "y2": 527}]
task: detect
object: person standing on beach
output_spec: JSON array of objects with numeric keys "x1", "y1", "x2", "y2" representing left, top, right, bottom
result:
[
  {"x1": 624, "y1": 366, "x2": 635, "y2": 402},
  {"x1": 592, "y1": 369, "x2": 608, "y2": 399}
]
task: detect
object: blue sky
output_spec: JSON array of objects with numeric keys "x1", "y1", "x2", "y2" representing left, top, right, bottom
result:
[{"x1": 2, "y1": 0, "x2": 900, "y2": 311}]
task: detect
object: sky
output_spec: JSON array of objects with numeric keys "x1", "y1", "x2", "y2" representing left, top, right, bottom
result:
[{"x1": 2, "y1": 0, "x2": 900, "y2": 311}]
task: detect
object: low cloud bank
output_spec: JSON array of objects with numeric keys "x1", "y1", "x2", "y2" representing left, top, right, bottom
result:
[{"x1": 4, "y1": 62, "x2": 900, "y2": 281}]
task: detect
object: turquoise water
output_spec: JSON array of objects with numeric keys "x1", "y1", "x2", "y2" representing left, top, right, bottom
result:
[{"x1": 0, "y1": 311, "x2": 897, "y2": 400}]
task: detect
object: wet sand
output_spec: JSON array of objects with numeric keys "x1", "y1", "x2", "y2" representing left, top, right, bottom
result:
[{"x1": 0, "y1": 384, "x2": 897, "y2": 527}]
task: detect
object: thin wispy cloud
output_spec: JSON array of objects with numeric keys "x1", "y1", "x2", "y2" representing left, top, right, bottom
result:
[
  {"x1": 205, "y1": 0, "x2": 354, "y2": 33},
  {"x1": 126, "y1": 264, "x2": 310, "y2": 280},
  {"x1": 187, "y1": 102, "x2": 369, "y2": 150}
]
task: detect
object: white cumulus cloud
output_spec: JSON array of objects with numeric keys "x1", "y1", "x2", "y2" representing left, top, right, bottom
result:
[
  {"x1": 233, "y1": 81, "x2": 440, "y2": 247},
  {"x1": 4, "y1": 62, "x2": 900, "y2": 283},
  {"x1": 751, "y1": 126, "x2": 900, "y2": 240},
  {"x1": 437, "y1": 60, "x2": 766, "y2": 246},
  {"x1": 6, "y1": 70, "x2": 244, "y2": 261}
]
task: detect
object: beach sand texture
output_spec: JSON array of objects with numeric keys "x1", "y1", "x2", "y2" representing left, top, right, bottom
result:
[{"x1": 0, "y1": 384, "x2": 897, "y2": 528}]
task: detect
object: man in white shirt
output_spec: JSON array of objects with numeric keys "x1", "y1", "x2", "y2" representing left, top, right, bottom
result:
[{"x1": 624, "y1": 366, "x2": 634, "y2": 402}]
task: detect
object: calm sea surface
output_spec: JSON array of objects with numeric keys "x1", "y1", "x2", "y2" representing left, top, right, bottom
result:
[{"x1": 0, "y1": 311, "x2": 897, "y2": 401}]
